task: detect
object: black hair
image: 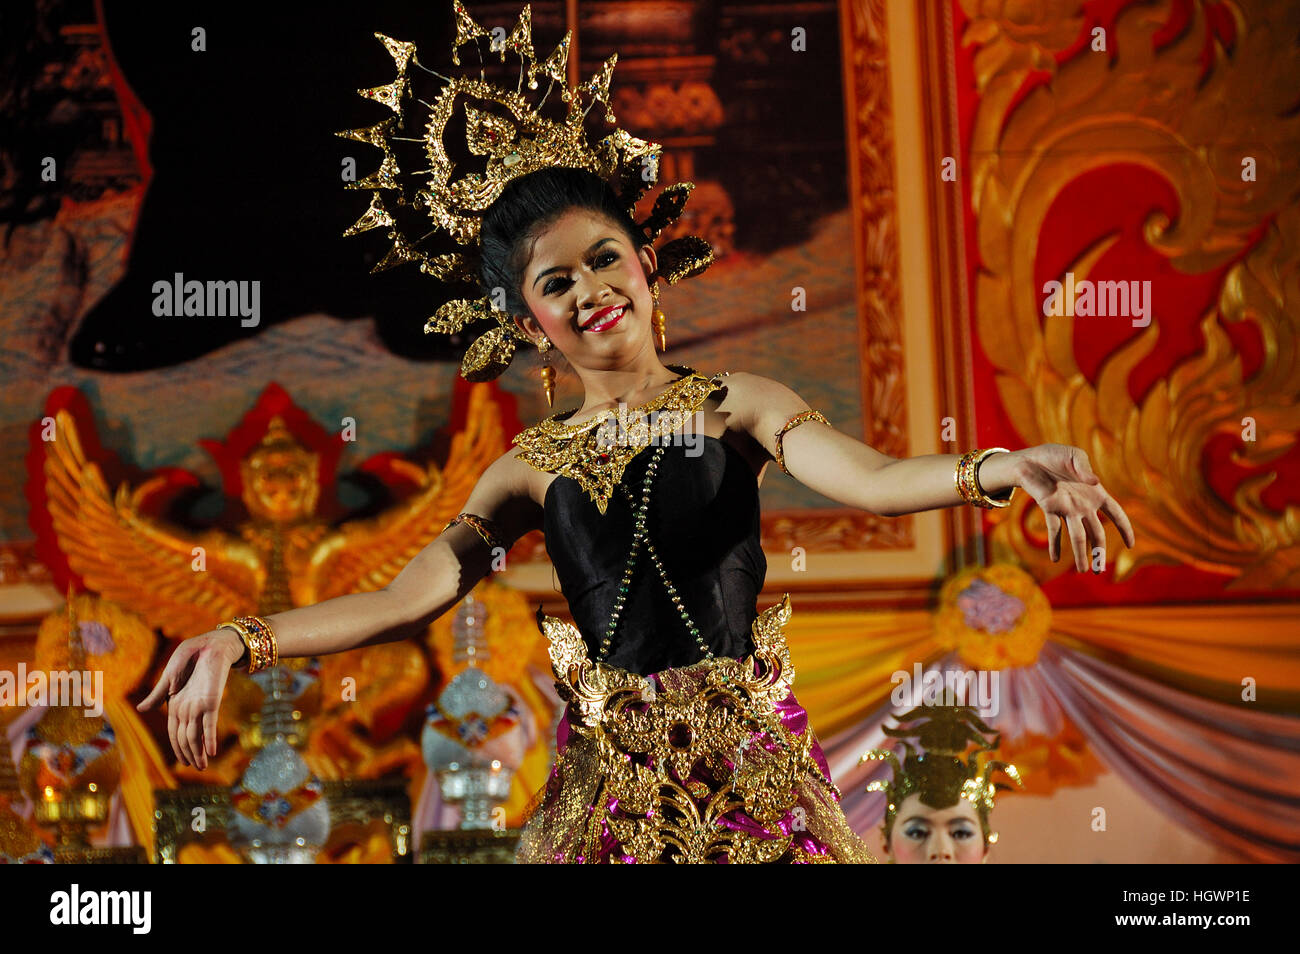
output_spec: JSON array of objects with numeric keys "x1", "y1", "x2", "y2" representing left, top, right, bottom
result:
[{"x1": 478, "y1": 166, "x2": 647, "y2": 318}]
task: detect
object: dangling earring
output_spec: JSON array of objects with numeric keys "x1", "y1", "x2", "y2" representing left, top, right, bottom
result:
[
  {"x1": 651, "y1": 281, "x2": 667, "y2": 351},
  {"x1": 537, "y1": 335, "x2": 555, "y2": 408}
]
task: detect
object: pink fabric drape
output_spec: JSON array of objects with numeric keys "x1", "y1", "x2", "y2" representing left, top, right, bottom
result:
[
  {"x1": 822, "y1": 651, "x2": 1300, "y2": 862},
  {"x1": 1035, "y1": 644, "x2": 1300, "y2": 863}
]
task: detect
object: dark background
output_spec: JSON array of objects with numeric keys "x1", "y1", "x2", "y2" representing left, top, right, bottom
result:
[{"x1": 2, "y1": 0, "x2": 847, "y2": 371}]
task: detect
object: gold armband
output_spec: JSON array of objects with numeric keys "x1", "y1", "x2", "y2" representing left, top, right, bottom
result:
[
  {"x1": 217, "y1": 615, "x2": 279, "y2": 673},
  {"x1": 443, "y1": 512, "x2": 506, "y2": 551},
  {"x1": 956, "y1": 448, "x2": 1016, "y2": 509},
  {"x1": 773, "y1": 409, "x2": 830, "y2": 476}
]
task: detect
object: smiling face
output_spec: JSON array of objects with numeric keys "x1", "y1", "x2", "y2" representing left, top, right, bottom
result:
[
  {"x1": 510, "y1": 208, "x2": 659, "y2": 372},
  {"x1": 885, "y1": 793, "x2": 990, "y2": 864}
]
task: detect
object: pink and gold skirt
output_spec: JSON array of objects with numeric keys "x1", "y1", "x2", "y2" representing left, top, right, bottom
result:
[{"x1": 518, "y1": 594, "x2": 877, "y2": 864}]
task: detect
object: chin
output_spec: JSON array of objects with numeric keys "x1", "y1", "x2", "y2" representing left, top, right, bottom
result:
[{"x1": 578, "y1": 328, "x2": 647, "y2": 357}]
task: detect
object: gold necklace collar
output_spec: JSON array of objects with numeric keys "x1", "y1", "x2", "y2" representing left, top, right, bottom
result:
[{"x1": 513, "y1": 365, "x2": 727, "y2": 514}]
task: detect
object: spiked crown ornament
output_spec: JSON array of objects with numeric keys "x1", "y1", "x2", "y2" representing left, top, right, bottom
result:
[
  {"x1": 338, "y1": 1, "x2": 715, "y2": 381},
  {"x1": 859, "y1": 705, "x2": 1023, "y2": 846}
]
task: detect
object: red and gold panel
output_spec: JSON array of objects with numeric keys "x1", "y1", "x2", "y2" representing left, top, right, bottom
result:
[{"x1": 943, "y1": 0, "x2": 1300, "y2": 607}]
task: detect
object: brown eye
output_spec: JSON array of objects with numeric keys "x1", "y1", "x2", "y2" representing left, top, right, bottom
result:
[{"x1": 543, "y1": 251, "x2": 618, "y2": 295}]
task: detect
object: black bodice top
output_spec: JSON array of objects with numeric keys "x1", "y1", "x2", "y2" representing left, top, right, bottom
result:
[{"x1": 543, "y1": 435, "x2": 766, "y2": 675}]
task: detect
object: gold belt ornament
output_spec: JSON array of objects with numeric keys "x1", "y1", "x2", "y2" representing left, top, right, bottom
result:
[
  {"x1": 535, "y1": 592, "x2": 797, "y2": 729},
  {"x1": 532, "y1": 594, "x2": 839, "y2": 863}
]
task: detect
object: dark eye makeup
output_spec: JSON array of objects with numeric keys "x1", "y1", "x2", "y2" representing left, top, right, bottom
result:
[
  {"x1": 542, "y1": 250, "x2": 619, "y2": 296},
  {"x1": 902, "y1": 819, "x2": 977, "y2": 841}
]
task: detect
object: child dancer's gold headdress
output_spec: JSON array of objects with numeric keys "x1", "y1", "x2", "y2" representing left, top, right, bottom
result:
[
  {"x1": 338, "y1": 1, "x2": 714, "y2": 381},
  {"x1": 860, "y1": 705, "x2": 1022, "y2": 845}
]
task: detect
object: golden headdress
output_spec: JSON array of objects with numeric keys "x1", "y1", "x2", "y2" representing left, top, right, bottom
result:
[
  {"x1": 859, "y1": 705, "x2": 1022, "y2": 845},
  {"x1": 338, "y1": 1, "x2": 715, "y2": 381}
]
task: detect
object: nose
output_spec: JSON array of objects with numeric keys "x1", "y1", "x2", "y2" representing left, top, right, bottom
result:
[
  {"x1": 928, "y1": 834, "x2": 955, "y2": 863},
  {"x1": 573, "y1": 269, "x2": 613, "y2": 313}
]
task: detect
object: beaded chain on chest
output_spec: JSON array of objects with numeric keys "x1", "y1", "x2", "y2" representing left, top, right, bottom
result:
[
  {"x1": 601, "y1": 443, "x2": 840, "y2": 796},
  {"x1": 598, "y1": 445, "x2": 706, "y2": 662}
]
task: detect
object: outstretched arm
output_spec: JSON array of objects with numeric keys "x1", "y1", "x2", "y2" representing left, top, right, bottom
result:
[
  {"x1": 718, "y1": 372, "x2": 1135, "y2": 569},
  {"x1": 137, "y1": 448, "x2": 540, "y2": 769}
]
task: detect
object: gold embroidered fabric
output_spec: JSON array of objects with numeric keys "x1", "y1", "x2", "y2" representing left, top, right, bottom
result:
[
  {"x1": 511, "y1": 365, "x2": 726, "y2": 514},
  {"x1": 517, "y1": 594, "x2": 877, "y2": 864}
]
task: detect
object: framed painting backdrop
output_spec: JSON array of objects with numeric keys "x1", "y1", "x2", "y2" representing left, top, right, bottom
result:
[{"x1": 502, "y1": 0, "x2": 978, "y2": 612}]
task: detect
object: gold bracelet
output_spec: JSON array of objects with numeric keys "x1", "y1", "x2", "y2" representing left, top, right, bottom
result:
[
  {"x1": 218, "y1": 617, "x2": 277, "y2": 673},
  {"x1": 241, "y1": 616, "x2": 278, "y2": 671},
  {"x1": 216, "y1": 621, "x2": 251, "y2": 670},
  {"x1": 773, "y1": 409, "x2": 830, "y2": 476},
  {"x1": 956, "y1": 448, "x2": 1016, "y2": 509},
  {"x1": 442, "y1": 512, "x2": 506, "y2": 551},
  {"x1": 217, "y1": 616, "x2": 279, "y2": 673}
]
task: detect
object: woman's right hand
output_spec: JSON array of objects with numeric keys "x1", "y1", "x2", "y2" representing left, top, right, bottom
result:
[{"x1": 136, "y1": 628, "x2": 246, "y2": 769}]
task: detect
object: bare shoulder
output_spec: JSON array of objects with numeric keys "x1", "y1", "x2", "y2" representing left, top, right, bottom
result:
[
  {"x1": 715, "y1": 370, "x2": 805, "y2": 405},
  {"x1": 459, "y1": 445, "x2": 544, "y2": 542},
  {"x1": 478, "y1": 444, "x2": 544, "y2": 502},
  {"x1": 711, "y1": 370, "x2": 812, "y2": 444}
]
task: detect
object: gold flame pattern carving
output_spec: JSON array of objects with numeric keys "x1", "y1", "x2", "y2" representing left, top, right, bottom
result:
[{"x1": 962, "y1": 0, "x2": 1300, "y2": 587}]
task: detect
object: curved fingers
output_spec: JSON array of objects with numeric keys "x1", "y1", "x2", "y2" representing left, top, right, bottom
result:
[
  {"x1": 1065, "y1": 513, "x2": 1089, "y2": 572},
  {"x1": 1082, "y1": 510, "x2": 1108, "y2": 572},
  {"x1": 168, "y1": 699, "x2": 187, "y2": 767},
  {"x1": 186, "y1": 714, "x2": 205, "y2": 770},
  {"x1": 1044, "y1": 511, "x2": 1063, "y2": 562},
  {"x1": 203, "y1": 710, "x2": 218, "y2": 760},
  {"x1": 1100, "y1": 493, "x2": 1136, "y2": 548},
  {"x1": 138, "y1": 648, "x2": 183, "y2": 712}
]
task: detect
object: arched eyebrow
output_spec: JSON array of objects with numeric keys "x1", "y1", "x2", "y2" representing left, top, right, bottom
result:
[{"x1": 531, "y1": 237, "x2": 619, "y2": 290}]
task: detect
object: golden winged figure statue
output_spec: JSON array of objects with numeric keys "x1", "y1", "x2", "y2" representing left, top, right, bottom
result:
[{"x1": 30, "y1": 380, "x2": 513, "y2": 783}]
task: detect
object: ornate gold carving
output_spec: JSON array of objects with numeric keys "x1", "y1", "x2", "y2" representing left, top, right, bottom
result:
[
  {"x1": 536, "y1": 608, "x2": 650, "y2": 729},
  {"x1": 842, "y1": 1, "x2": 908, "y2": 468},
  {"x1": 35, "y1": 385, "x2": 504, "y2": 635},
  {"x1": 34, "y1": 383, "x2": 507, "y2": 782},
  {"x1": 530, "y1": 594, "x2": 844, "y2": 863},
  {"x1": 962, "y1": 0, "x2": 1300, "y2": 587}
]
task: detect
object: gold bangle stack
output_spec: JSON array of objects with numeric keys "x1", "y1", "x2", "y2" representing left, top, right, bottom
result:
[
  {"x1": 957, "y1": 448, "x2": 1016, "y2": 509},
  {"x1": 774, "y1": 409, "x2": 830, "y2": 476},
  {"x1": 217, "y1": 616, "x2": 279, "y2": 673},
  {"x1": 442, "y1": 512, "x2": 506, "y2": 551}
]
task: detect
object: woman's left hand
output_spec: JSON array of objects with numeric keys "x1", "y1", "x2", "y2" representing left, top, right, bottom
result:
[{"x1": 1012, "y1": 444, "x2": 1135, "y2": 572}]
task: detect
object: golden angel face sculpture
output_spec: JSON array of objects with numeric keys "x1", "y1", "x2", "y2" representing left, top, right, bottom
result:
[
  {"x1": 238, "y1": 416, "x2": 321, "y2": 524},
  {"x1": 338, "y1": 0, "x2": 714, "y2": 382},
  {"x1": 860, "y1": 705, "x2": 1022, "y2": 864}
]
